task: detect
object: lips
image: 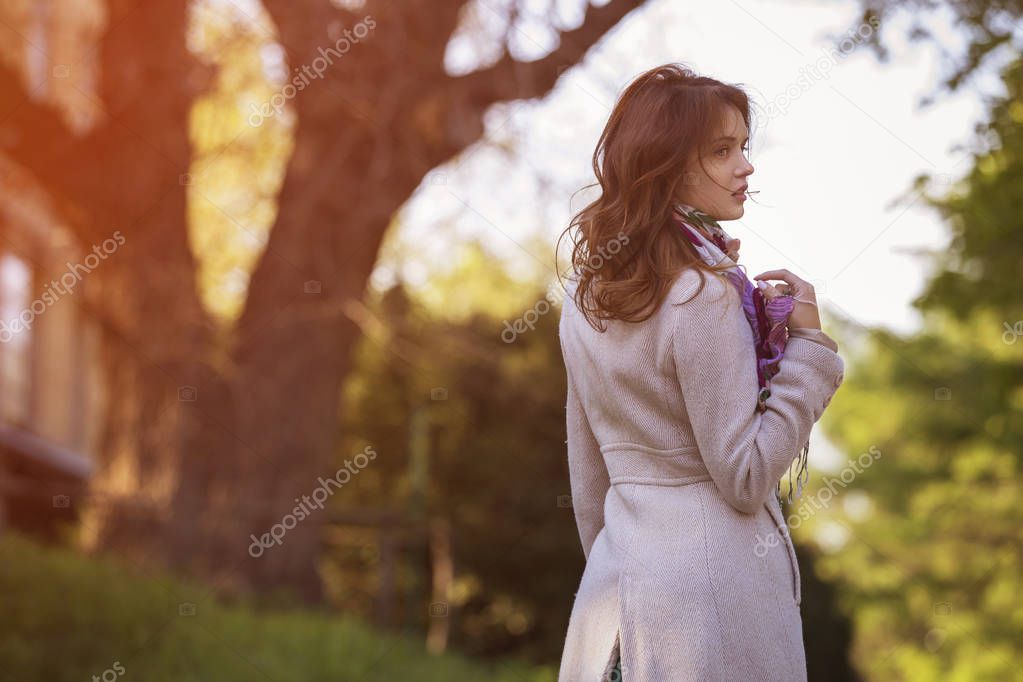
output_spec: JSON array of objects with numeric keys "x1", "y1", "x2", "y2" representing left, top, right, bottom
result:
[{"x1": 732, "y1": 185, "x2": 748, "y2": 196}]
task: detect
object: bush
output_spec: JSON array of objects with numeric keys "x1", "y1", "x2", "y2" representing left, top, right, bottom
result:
[{"x1": 0, "y1": 533, "x2": 554, "y2": 681}]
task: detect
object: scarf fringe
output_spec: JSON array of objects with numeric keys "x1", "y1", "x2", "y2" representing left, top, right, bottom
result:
[{"x1": 776, "y1": 438, "x2": 810, "y2": 504}]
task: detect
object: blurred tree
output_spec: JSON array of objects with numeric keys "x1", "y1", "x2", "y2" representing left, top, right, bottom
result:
[
  {"x1": 0, "y1": 0, "x2": 649, "y2": 600},
  {"x1": 845, "y1": 0, "x2": 1022, "y2": 99},
  {"x1": 811, "y1": 9, "x2": 1023, "y2": 678},
  {"x1": 331, "y1": 239, "x2": 581, "y2": 662}
]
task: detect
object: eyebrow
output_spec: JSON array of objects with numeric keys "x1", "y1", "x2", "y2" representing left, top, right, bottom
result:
[{"x1": 712, "y1": 135, "x2": 750, "y2": 143}]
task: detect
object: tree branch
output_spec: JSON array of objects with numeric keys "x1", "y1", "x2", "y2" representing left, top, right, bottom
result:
[
  {"x1": 0, "y1": 62, "x2": 92, "y2": 205},
  {"x1": 455, "y1": 0, "x2": 647, "y2": 107}
]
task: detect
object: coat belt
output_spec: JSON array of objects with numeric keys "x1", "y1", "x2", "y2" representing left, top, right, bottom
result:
[{"x1": 599, "y1": 442, "x2": 713, "y2": 487}]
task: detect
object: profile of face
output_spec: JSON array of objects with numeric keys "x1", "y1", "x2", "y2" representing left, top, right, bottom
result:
[{"x1": 676, "y1": 105, "x2": 754, "y2": 222}]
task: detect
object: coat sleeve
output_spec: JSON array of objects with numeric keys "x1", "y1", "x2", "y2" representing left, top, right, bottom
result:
[
  {"x1": 564, "y1": 361, "x2": 611, "y2": 562},
  {"x1": 787, "y1": 326, "x2": 839, "y2": 353},
  {"x1": 671, "y1": 276, "x2": 845, "y2": 514}
]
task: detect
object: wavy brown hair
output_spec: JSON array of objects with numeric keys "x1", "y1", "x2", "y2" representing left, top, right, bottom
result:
[{"x1": 556, "y1": 63, "x2": 756, "y2": 332}]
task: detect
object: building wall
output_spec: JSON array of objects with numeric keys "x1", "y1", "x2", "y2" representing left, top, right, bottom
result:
[{"x1": 0, "y1": 155, "x2": 105, "y2": 463}]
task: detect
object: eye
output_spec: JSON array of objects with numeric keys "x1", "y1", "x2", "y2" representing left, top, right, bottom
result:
[{"x1": 715, "y1": 146, "x2": 729, "y2": 157}]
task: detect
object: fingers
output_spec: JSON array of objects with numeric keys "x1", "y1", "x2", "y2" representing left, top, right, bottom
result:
[
  {"x1": 752, "y1": 268, "x2": 797, "y2": 284},
  {"x1": 753, "y1": 269, "x2": 813, "y2": 296},
  {"x1": 756, "y1": 280, "x2": 784, "y2": 299}
]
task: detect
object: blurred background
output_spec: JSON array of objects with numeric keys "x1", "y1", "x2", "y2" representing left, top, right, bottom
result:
[{"x1": 0, "y1": 0, "x2": 1020, "y2": 680}]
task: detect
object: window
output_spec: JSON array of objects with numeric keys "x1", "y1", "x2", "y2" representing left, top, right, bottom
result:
[{"x1": 0, "y1": 249, "x2": 34, "y2": 427}]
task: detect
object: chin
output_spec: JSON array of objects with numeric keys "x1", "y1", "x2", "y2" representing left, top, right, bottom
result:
[{"x1": 718, "y1": 204, "x2": 744, "y2": 221}]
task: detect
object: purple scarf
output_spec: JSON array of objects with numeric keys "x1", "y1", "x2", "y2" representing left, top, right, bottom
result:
[{"x1": 672, "y1": 204, "x2": 810, "y2": 503}]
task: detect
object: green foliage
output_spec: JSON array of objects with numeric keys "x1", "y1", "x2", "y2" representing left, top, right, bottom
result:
[
  {"x1": 0, "y1": 533, "x2": 553, "y2": 681},
  {"x1": 330, "y1": 239, "x2": 582, "y2": 663},
  {"x1": 813, "y1": 57, "x2": 1023, "y2": 682}
]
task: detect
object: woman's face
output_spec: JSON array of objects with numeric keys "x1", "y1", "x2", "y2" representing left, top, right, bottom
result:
[{"x1": 677, "y1": 105, "x2": 754, "y2": 221}]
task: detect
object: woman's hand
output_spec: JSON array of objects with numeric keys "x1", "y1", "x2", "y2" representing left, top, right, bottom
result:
[{"x1": 752, "y1": 268, "x2": 822, "y2": 330}]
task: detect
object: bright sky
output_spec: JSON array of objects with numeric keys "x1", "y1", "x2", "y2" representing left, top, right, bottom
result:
[{"x1": 380, "y1": 0, "x2": 1016, "y2": 344}]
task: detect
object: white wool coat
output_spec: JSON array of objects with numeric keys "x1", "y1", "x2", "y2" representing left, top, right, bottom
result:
[{"x1": 556, "y1": 267, "x2": 845, "y2": 681}]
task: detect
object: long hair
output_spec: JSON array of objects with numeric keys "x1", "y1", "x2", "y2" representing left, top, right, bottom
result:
[{"x1": 556, "y1": 63, "x2": 756, "y2": 332}]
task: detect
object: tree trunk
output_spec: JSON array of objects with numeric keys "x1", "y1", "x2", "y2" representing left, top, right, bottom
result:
[
  {"x1": 71, "y1": 0, "x2": 218, "y2": 572},
  {"x1": 1, "y1": 0, "x2": 649, "y2": 601}
]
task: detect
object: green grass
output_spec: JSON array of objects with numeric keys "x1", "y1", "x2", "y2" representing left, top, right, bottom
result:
[{"x1": 0, "y1": 533, "x2": 555, "y2": 681}]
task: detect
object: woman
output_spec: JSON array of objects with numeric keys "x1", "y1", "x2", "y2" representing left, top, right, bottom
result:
[{"x1": 555, "y1": 63, "x2": 844, "y2": 681}]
